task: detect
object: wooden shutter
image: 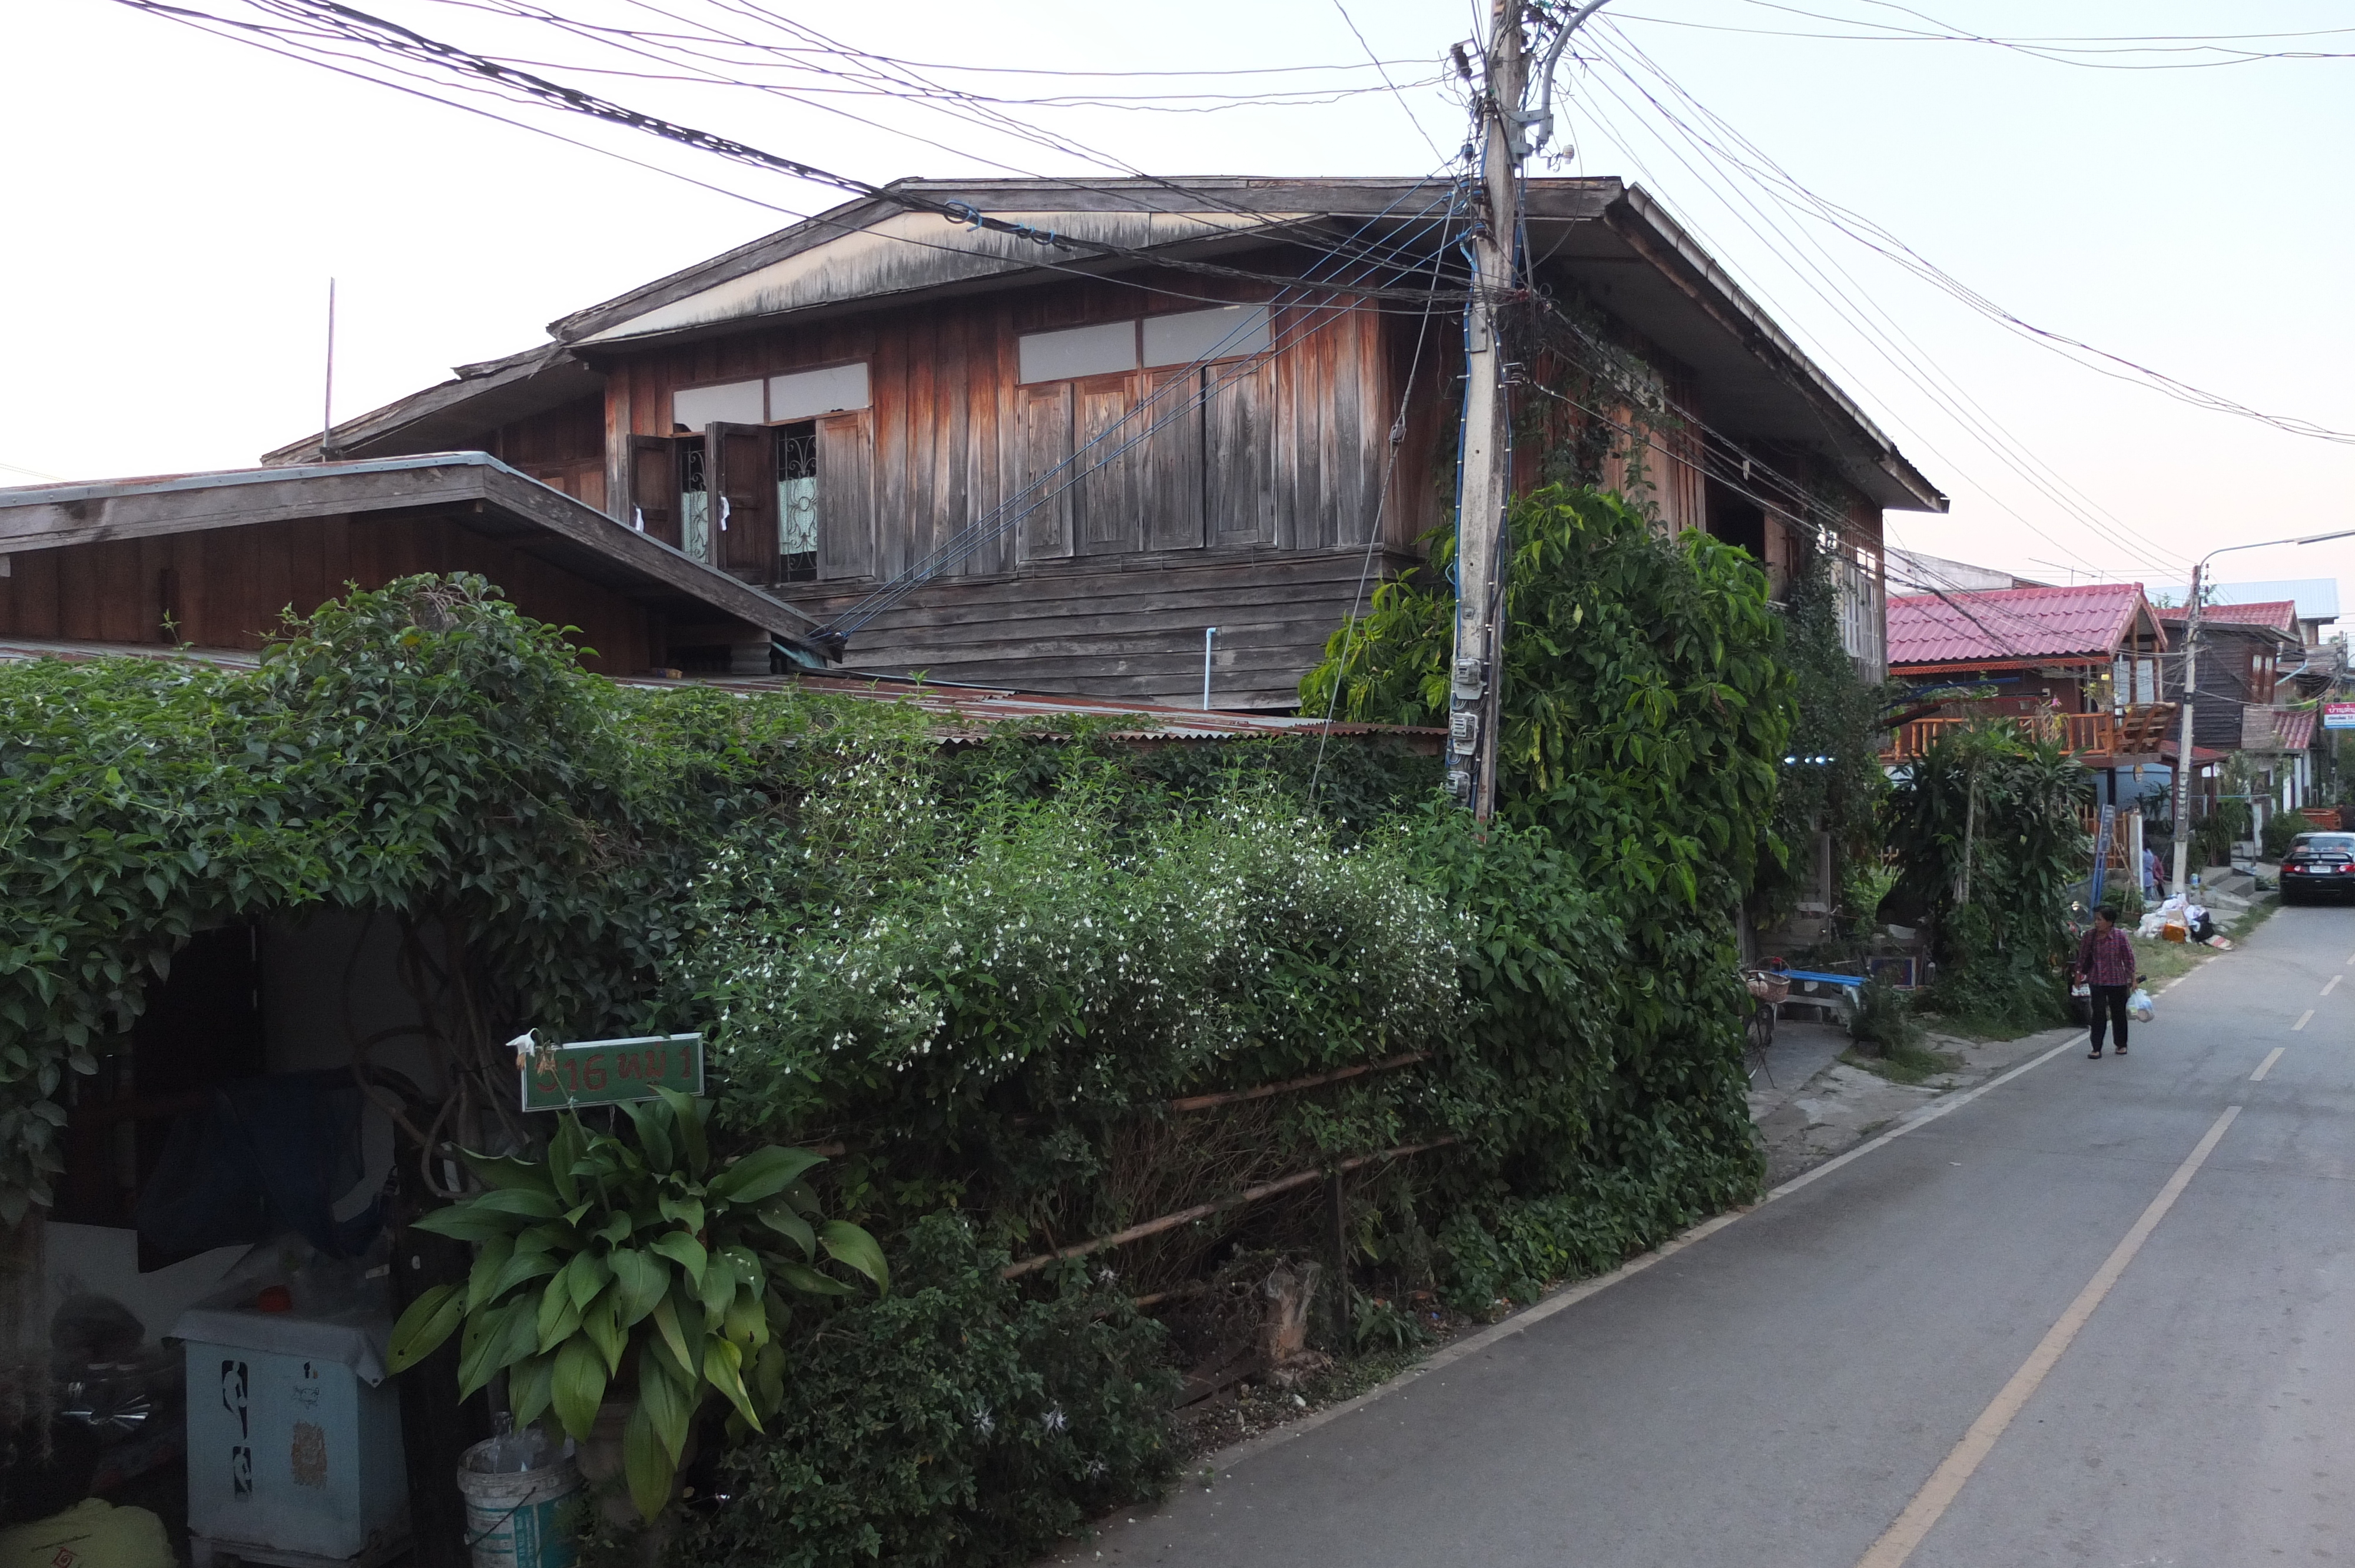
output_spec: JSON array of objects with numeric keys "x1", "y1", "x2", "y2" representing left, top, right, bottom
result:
[
  {"x1": 1016, "y1": 382, "x2": 1074, "y2": 563},
  {"x1": 815, "y1": 409, "x2": 874, "y2": 580},
  {"x1": 1074, "y1": 373, "x2": 1140, "y2": 556},
  {"x1": 1140, "y1": 367, "x2": 1205, "y2": 553},
  {"x1": 628, "y1": 434, "x2": 679, "y2": 547},
  {"x1": 1206, "y1": 359, "x2": 1276, "y2": 548},
  {"x1": 709, "y1": 421, "x2": 777, "y2": 582}
]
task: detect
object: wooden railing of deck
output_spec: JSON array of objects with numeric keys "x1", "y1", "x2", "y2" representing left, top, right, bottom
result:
[{"x1": 1882, "y1": 706, "x2": 2178, "y2": 762}]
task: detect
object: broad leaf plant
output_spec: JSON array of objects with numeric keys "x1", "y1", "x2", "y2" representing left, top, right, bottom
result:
[{"x1": 385, "y1": 1088, "x2": 885, "y2": 1520}]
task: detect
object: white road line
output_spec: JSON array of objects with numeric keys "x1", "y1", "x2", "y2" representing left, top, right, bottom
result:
[
  {"x1": 2294, "y1": 1010, "x2": 2314, "y2": 1032},
  {"x1": 2251, "y1": 1047, "x2": 2286, "y2": 1081},
  {"x1": 1852, "y1": 1105, "x2": 2242, "y2": 1568},
  {"x1": 2325, "y1": 975, "x2": 2343, "y2": 996}
]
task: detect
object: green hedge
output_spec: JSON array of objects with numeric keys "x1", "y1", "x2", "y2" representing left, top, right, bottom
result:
[{"x1": 3, "y1": 543, "x2": 1790, "y2": 1566}]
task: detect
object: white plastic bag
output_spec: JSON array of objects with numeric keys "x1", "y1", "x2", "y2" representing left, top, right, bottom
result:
[{"x1": 2127, "y1": 986, "x2": 2155, "y2": 1022}]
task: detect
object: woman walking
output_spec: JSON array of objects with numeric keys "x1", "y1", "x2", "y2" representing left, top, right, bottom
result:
[{"x1": 2073, "y1": 903, "x2": 2138, "y2": 1059}]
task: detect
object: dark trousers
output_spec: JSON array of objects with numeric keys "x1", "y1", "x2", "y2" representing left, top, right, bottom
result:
[{"x1": 2089, "y1": 984, "x2": 2131, "y2": 1053}]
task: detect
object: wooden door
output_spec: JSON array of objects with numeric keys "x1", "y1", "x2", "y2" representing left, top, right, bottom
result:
[
  {"x1": 1141, "y1": 367, "x2": 1205, "y2": 553},
  {"x1": 1016, "y1": 381, "x2": 1074, "y2": 563},
  {"x1": 628, "y1": 434, "x2": 679, "y2": 547},
  {"x1": 709, "y1": 422, "x2": 777, "y2": 582},
  {"x1": 815, "y1": 410, "x2": 874, "y2": 580}
]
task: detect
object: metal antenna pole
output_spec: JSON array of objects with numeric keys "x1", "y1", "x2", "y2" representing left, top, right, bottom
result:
[{"x1": 322, "y1": 278, "x2": 339, "y2": 463}]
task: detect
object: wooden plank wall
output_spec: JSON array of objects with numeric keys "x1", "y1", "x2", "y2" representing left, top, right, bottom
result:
[
  {"x1": 769, "y1": 549, "x2": 1412, "y2": 710},
  {"x1": 601, "y1": 254, "x2": 1407, "y2": 586},
  {"x1": 590, "y1": 257, "x2": 1435, "y2": 708},
  {"x1": 0, "y1": 513, "x2": 655, "y2": 672},
  {"x1": 490, "y1": 396, "x2": 608, "y2": 514}
]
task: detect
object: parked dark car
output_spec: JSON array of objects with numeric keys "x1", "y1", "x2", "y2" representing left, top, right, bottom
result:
[{"x1": 2280, "y1": 832, "x2": 2355, "y2": 905}]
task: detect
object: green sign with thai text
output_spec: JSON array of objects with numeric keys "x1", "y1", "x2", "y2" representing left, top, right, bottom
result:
[{"x1": 520, "y1": 1032, "x2": 704, "y2": 1111}]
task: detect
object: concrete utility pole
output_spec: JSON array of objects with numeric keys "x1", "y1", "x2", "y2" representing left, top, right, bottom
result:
[
  {"x1": 2167, "y1": 563, "x2": 2203, "y2": 899},
  {"x1": 2168, "y1": 527, "x2": 2355, "y2": 894},
  {"x1": 1448, "y1": 1, "x2": 1613, "y2": 820}
]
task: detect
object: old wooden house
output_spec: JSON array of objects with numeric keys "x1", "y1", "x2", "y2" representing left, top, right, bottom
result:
[
  {"x1": 2157, "y1": 600, "x2": 2326, "y2": 826},
  {"x1": 244, "y1": 176, "x2": 1942, "y2": 706}
]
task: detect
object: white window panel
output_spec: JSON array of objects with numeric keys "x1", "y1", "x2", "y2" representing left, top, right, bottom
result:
[
  {"x1": 672, "y1": 379, "x2": 763, "y2": 431},
  {"x1": 768, "y1": 363, "x2": 870, "y2": 421},
  {"x1": 1019, "y1": 321, "x2": 1137, "y2": 384},
  {"x1": 1143, "y1": 304, "x2": 1271, "y2": 368}
]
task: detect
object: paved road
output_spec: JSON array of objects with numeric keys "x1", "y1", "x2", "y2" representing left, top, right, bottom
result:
[{"x1": 1065, "y1": 905, "x2": 2355, "y2": 1567}]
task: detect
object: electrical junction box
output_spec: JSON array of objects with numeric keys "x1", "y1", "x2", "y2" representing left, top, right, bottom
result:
[{"x1": 175, "y1": 1303, "x2": 409, "y2": 1566}]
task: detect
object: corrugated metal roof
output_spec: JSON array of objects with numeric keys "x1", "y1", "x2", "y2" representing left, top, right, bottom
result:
[
  {"x1": 641, "y1": 670, "x2": 1442, "y2": 746},
  {"x1": 0, "y1": 639, "x2": 1438, "y2": 749},
  {"x1": 0, "y1": 637, "x2": 260, "y2": 669},
  {"x1": 1888, "y1": 583, "x2": 2155, "y2": 669}
]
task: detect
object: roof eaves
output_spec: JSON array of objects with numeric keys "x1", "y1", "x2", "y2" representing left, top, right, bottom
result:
[
  {"x1": 0, "y1": 455, "x2": 824, "y2": 647},
  {"x1": 1604, "y1": 185, "x2": 1947, "y2": 515},
  {"x1": 260, "y1": 342, "x2": 597, "y2": 466},
  {"x1": 550, "y1": 190, "x2": 906, "y2": 345}
]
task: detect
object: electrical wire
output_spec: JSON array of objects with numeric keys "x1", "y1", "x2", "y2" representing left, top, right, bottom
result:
[
  {"x1": 1331, "y1": 0, "x2": 1449, "y2": 163},
  {"x1": 1574, "y1": 30, "x2": 2192, "y2": 577},
  {"x1": 113, "y1": 0, "x2": 1475, "y2": 310},
  {"x1": 1580, "y1": 23, "x2": 2355, "y2": 446}
]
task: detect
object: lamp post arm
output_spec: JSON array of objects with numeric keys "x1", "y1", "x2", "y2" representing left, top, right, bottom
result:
[{"x1": 1521, "y1": 0, "x2": 1617, "y2": 154}]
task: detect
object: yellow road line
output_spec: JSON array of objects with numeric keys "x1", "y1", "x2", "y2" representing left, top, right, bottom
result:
[
  {"x1": 1852, "y1": 1105, "x2": 2242, "y2": 1568},
  {"x1": 2251, "y1": 1048, "x2": 2285, "y2": 1082}
]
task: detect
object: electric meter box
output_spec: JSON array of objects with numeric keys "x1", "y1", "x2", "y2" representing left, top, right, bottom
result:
[{"x1": 176, "y1": 1306, "x2": 409, "y2": 1565}]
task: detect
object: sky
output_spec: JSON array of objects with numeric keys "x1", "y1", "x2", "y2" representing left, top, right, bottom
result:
[{"x1": 3, "y1": 0, "x2": 2351, "y2": 617}]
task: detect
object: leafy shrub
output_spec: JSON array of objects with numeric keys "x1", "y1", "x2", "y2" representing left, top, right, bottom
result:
[
  {"x1": 1847, "y1": 976, "x2": 1922, "y2": 1055},
  {"x1": 693, "y1": 790, "x2": 1464, "y2": 1248},
  {"x1": 1349, "y1": 1291, "x2": 1432, "y2": 1354},
  {"x1": 674, "y1": 1215, "x2": 1177, "y2": 1568},
  {"x1": 2261, "y1": 810, "x2": 2303, "y2": 861},
  {"x1": 1886, "y1": 727, "x2": 2088, "y2": 1033},
  {"x1": 1433, "y1": 1167, "x2": 1716, "y2": 1314}
]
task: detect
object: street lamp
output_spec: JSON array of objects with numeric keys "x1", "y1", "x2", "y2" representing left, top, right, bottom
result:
[{"x1": 2168, "y1": 528, "x2": 2355, "y2": 895}]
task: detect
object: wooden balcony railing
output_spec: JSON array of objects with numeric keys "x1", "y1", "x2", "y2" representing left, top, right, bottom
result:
[{"x1": 1883, "y1": 705, "x2": 2178, "y2": 762}]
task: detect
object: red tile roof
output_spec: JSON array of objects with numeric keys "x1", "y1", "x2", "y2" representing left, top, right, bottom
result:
[
  {"x1": 2154, "y1": 599, "x2": 2298, "y2": 634},
  {"x1": 1888, "y1": 583, "x2": 2160, "y2": 669}
]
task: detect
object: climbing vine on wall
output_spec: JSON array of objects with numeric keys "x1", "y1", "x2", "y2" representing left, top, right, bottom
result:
[
  {"x1": 1301, "y1": 483, "x2": 1792, "y2": 1216},
  {"x1": 1754, "y1": 533, "x2": 1895, "y2": 935}
]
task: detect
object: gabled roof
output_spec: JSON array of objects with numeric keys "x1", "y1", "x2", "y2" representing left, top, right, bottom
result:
[
  {"x1": 266, "y1": 175, "x2": 1944, "y2": 513},
  {"x1": 263, "y1": 343, "x2": 602, "y2": 467},
  {"x1": 1888, "y1": 583, "x2": 2163, "y2": 670},
  {"x1": 2155, "y1": 600, "x2": 2300, "y2": 635},
  {"x1": 0, "y1": 453, "x2": 821, "y2": 649},
  {"x1": 2243, "y1": 705, "x2": 2318, "y2": 753}
]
